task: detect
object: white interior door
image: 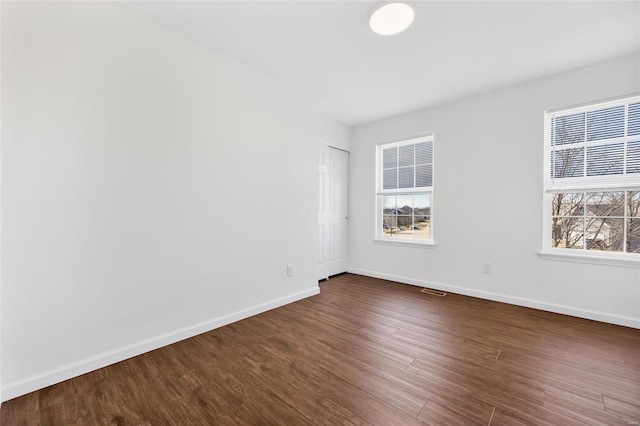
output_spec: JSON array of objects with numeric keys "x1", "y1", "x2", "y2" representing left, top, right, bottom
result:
[{"x1": 318, "y1": 145, "x2": 349, "y2": 280}]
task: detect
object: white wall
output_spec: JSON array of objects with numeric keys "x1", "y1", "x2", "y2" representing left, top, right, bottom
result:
[
  {"x1": 1, "y1": 1, "x2": 327, "y2": 400},
  {"x1": 318, "y1": 113, "x2": 352, "y2": 152},
  {"x1": 350, "y1": 53, "x2": 640, "y2": 328}
]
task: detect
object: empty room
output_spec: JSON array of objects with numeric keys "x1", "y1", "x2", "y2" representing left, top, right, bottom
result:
[{"x1": 1, "y1": 0, "x2": 639, "y2": 424}]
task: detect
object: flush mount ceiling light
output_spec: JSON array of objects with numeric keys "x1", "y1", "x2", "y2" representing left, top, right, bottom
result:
[{"x1": 369, "y1": 3, "x2": 415, "y2": 36}]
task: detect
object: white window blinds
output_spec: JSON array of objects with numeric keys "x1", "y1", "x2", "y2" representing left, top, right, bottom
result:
[
  {"x1": 544, "y1": 95, "x2": 640, "y2": 191},
  {"x1": 380, "y1": 137, "x2": 433, "y2": 192}
]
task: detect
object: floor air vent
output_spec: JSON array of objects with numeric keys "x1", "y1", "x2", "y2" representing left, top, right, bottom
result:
[{"x1": 420, "y1": 288, "x2": 447, "y2": 297}]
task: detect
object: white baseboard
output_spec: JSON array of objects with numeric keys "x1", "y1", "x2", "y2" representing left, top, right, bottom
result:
[
  {"x1": 348, "y1": 268, "x2": 640, "y2": 330},
  {"x1": 2, "y1": 286, "x2": 319, "y2": 402}
]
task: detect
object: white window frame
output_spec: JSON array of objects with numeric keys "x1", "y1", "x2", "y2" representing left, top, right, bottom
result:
[
  {"x1": 375, "y1": 135, "x2": 435, "y2": 246},
  {"x1": 540, "y1": 94, "x2": 640, "y2": 268}
]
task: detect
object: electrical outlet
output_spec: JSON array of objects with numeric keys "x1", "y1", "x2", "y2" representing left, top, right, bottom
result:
[
  {"x1": 287, "y1": 264, "x2": 294, "y2": 277},
  {"x1": 482, "y1": 263, "x2": 492, "y2": 274}
]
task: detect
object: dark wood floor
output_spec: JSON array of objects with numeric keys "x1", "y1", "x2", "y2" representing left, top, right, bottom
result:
[{"x1": 2, "y1": 273, "x2": 640, "y2": 425}]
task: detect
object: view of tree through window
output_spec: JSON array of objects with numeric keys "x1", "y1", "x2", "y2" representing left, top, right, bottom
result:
[
  {"x1": 545, "y1": 96, "x2": 640, "y2": 256},
  {"x1": 551, "y1": 191, "x2": 640, "y2": 253}
]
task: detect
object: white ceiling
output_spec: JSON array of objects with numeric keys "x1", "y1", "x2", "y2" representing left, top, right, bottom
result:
[{"x1": 121, "y1": 1, "x2": 640, "y2": 126}]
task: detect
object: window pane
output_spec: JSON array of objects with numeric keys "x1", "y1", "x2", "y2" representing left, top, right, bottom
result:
[
  {"x1": 415, "y1": 142, "x2": 432, "y2": 165},
  {"x1": 586, "y1": 218, "x2": 623, "y2": 252},
  {"x1": 398, "y1": 166, "x2": 414, "y2": 188},
  {"x1": 628, "y1": 191, "x2": 640, "y2": 218},
  {"x1": 383, "y1": 147, "x2": 397, "y2": 169},
  {"x1": 382, "y1": 216, "x2": 396, "y2": 236},
  {"x1": 586, "y1": 143, "x2": 623, "y2": 176},
  {"x1": 412, "y1": 217, "x2": 431, "y2": 240},
  {"x1": 396, "y1": 195, "x2": 413, "y2": 214},
  {"x1": 414, "y1": 194, "x2": 431, "y2": 240},
  {"x1": 396, "y1": 216, "x2": 413, "y2": 234},
  {"x1": 383, "y1": 168, "x2": 397, "y2": 190},
  {"x1": 398, "y1": 145, "x2": 414, "y2": 167},
  {"x1": 383, "y1": 194, "x2": 399, "y2": 238},
  {"x1": 383, "y1": 196, "x2": 396, "y2": 214},
  {"x1": 629, "y1": 103, "x2": 640, "y2": 136},
  {"x1": 414, "y1": 194, "x2": 431, "y2": 218},
  {"x1": 627, "y1": 218, "x2": 640, "y2": 253},
  {"x1": 585, "y1": 192, "x2": 624, "y2": 217},
  {"x1": 553, "y1": 148, "x2": 584, "y2": 178},
  {"x1": 553, "y1": 113, "x2": 585, "y2": 145},
  {"x1": 416, "y1": 164, "x2": 432, "y2": 187},
  {"x1": 552, "y1": 193, "x2": 584, "y2": 217},
  {"x1": 587, "y1": 105, "x2": 625, "y2": 141},
  {"x1": 380, "y1": 194, "x2": 432, "y2": 241},
  {"x1": 551, "y1": 217, "x2": 584, "y2": 249},
  {"x1": 627, "y1": 140, "x2": 640, "y2": 174},
  {"x1": 551, "y1": 216, "x2": 563, "y2": 247}
]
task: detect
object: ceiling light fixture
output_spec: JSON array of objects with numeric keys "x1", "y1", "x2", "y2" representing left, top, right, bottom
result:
[{"x1": 369, "y1": 3, "x2": 415, "y2": 36}]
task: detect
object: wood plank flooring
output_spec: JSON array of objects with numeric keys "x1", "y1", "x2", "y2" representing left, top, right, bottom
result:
[{"x1": 2, "y1": 273, "x2": 639, "y2": 425}]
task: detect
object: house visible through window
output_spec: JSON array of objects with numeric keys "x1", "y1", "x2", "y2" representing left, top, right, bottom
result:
[
  {"x1": 543, "y1": 95, "x2": 640, "y2": 257},
  {"x1": 376, "y1": 135, "x2": 434, "y2": 243}
]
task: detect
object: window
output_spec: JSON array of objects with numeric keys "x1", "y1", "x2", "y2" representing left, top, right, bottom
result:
[
  {"x1": 543, "y1": 95, "x2": 640, "y2": 261},
  {"x1": 376, "y1": 135, "x2": 434, "y2": 244}
]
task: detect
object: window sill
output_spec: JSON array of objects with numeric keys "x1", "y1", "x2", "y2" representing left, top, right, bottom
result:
[
  {"x1": 374, "y1": 238, "x2": 436, "y2": 249},
  {"x1": 538, "y1": 250, "x2": 640, "y2": 269}
]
